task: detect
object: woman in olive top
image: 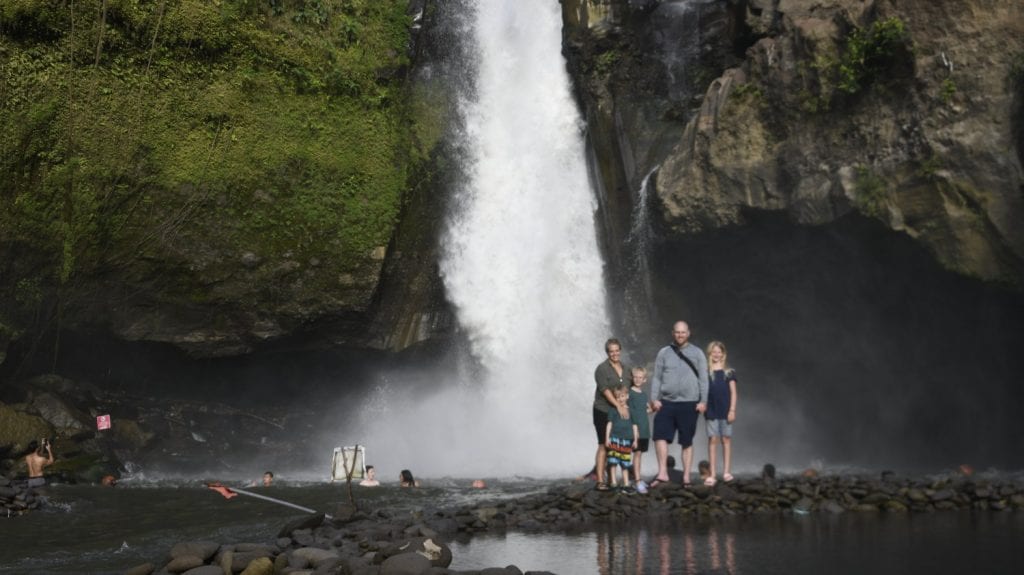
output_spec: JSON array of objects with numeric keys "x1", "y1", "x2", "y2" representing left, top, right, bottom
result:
[{"x1": 593, "y1": 338, "x2": 633, "y2": 491}]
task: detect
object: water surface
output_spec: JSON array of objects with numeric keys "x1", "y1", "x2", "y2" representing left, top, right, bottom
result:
[
  {"x1": 450, "y1": 512, "x2": 1024, "y2": 574},
  {"x1": 3, "y1": 481, "x2": 1021, "y2": 574}
]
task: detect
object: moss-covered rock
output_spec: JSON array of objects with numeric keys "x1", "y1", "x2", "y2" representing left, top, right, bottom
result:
[
  {"x1": 0, "y1": 402, "x2": 53, "y2": 455},
  {"x1": 0, "y1": 0, "x2": 431, "y2": 357}
]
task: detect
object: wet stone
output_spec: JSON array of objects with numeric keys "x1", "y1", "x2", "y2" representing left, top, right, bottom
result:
[
  {"x1": 792, "y1": 498, "x2": 814, "y2": 513},
  {"x1": 380, "y1": 552, "x2": 431, "y2": 575},
  {"x1": 181, "y1": 566, "x2": 224, "y2": 575},
  {"x1": 165, "y1": 555, "x2": 204, "y2": 573},
  {"x1": 239, "y1": 556, "x2": 275, "y2": 575},
  {"x1": 862, "y1": 492, "x2": 891, "y2": 504},
  {"x1": 883, "y1": 500, "x2": 908, "y2": 513},
  {"x1": 124, "y1": 563, "x2": 155, "y2": 575},
  {"x1": 278, "y1": 513, "x2": 326, "y2": 538},
  {"x1": 291, "y1": 530, "x2": 316, "y2": 547},
  {"x1": 821, "y1": 500, "x2": 845, "y2": 514},
  {"x1": 906, "y1": 488, "x2": 928, "y2": 503}
]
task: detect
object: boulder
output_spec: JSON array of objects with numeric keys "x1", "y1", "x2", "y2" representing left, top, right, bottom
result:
[
  {"x1": 239, "y1": 556, "x2": 274, "y2": 575},
  {"x1": 124, "y1": 563, "x2": 155, "y2": 575},
  {"x1": 279, "y1": 513, "x2": 326, "y2": 538},
  {"x1": 170, "y1": 541, "x2": 220, "y2": 562},
  {"x1": 821, "y1": 499, "x2": 845, "y2": 514},
  {"x1": 28, "y1": 392, "x2": 92, "y2": 434},
  {"x1": 380, "y1": 552, "x2": 431, "y2": 575},
  {"x1": 229, "y1": 551, "x2": 271, "y2": 572},
  {"x1": 0, "y1": 403, "x2": 52, "y2": 453},
  {"x1": 334, "y1": 502, "x2": 360, "y2": 523},
  {"x1": 165, "y1": 555, "x2": 204, "y2": 573},
  {"x1": 291, "y1": 546, "x2": 341, "y2": 568},
  {"x1": 472, "y1": 507, "x2": 500, "y2": 524},
  {"x1": 792, "y1": 497, "x2": 814, "y2": 514}
]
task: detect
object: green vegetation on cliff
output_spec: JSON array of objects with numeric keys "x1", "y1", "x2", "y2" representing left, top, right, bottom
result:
[
  {"x1": 803, "y1": 16, "x2": 911, "y2": 113},
  {"x1": 1, "y1": 0, "x2": 419, "y2": 326}
]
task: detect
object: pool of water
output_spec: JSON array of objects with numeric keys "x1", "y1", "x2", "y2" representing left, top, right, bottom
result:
[
  {"x1": 2, "y1": 481, "x2": 1021, "y2": 574},
  {"x1": 449, "y1": 511, "x2": 1024, "y2": 574}
]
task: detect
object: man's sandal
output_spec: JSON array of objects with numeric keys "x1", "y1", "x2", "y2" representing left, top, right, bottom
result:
[
  {"x1": 595, "y1": 482, "x2": 611, "y2": 492},
  {"x1": 723, "y1": 473, "x2": 735, "y2": 482}
]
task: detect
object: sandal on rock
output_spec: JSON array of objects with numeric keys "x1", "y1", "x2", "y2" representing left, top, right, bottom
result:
[
  {"x1": 596, "y1": 482, "x2": 611, "y2": 492},
  {"x1": 723, "y1": 473, "x2": 735, "y2": 482},
  {"x1": 704, "y1": 476, "x2": 717, "y2": 487},
  {"x1": 649, "y1": 478, "x2": 667, "y2": 488}
]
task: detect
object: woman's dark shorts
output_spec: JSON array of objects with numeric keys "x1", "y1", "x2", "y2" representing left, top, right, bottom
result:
[
  {"x1": 593, "y1": 408, "x2": 609, "y2": 444},
  {"x1": 652, "y1": 400, "x2": 699, "y2": 448},
  {"x1": 634, "y1": 438, "x2": 650, "y2": 453}
]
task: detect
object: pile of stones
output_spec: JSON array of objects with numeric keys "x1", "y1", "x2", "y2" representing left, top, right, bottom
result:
[
  {"x1": 123, "y1": 505, "x2": 553, "y2": 575},
  {"x1": 0, "y1": 477, "x2": 42, "y2": 517},
  {"x1": 443, "y1": 474, "x2": 1024, "y2": 534}
]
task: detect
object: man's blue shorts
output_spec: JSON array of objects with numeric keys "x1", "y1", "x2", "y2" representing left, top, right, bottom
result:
[{"x1": 652, "y1": 400, "x2": 699, "y2": 448}]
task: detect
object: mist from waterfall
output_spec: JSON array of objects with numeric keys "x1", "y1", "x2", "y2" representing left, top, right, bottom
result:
[{"x1": 342, "y1": 0, "x2": 609, "y2": 478}]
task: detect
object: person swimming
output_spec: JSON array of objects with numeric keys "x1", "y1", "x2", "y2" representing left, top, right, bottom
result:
[
  {"x1": 399, "y1": 469, "x2": 420, "y2": 488},
  {"x1": 360, "y1": 465, "x2": 380, "y2": 486}
]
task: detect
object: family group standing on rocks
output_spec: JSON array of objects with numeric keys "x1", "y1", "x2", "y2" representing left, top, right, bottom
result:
[{"x1": 593, "y1": 320, "x2": 738, "y2": 494}]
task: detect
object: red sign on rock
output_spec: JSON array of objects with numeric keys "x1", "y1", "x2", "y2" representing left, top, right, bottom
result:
[{"x1": 96, "y1": 414, "x2": 111, "y2": 430}]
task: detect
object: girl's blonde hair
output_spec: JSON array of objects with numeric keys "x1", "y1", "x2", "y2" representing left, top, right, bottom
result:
[{"x1": 706, "y1": 340, "x2": 729, "y2": 372}]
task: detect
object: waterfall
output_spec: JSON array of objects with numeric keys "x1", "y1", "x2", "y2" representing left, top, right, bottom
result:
[
  {"x1": 350, "y1": 0, "x2": 609, "y2": 477},
  {"x1": 654, "y1": 0, "x2": 712, "y2": 101},
  {"x1": 623, "y1": 167, "x2": 659, "y2": 340}
]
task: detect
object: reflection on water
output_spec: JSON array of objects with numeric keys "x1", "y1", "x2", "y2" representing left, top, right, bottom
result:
[
  {"x1": 597, "y1": 524, "x2": 735, "y2": 575},
  {"x1": 451, "y1": 512, "x2": 1024, "y2": 574},
  {"x1": 640, "y1": 527, "x2": 734, "y2": 575}
]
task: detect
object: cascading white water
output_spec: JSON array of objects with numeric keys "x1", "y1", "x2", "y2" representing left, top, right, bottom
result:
[
  {"x1": 623, "y1": 167, "x2": 659, "y2": 336},
  {"x1": 347, "y1": 0, "x2": 610, "y2": 478},
  {"x1": 442, "y1": 0, "x2": 609, "y2": 388}
]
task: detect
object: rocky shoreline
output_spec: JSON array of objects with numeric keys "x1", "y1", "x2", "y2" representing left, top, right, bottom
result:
[
  {"x1": 117, "y1": 472, "x2": 1023, "y2": 575},
  {"x1": 0, "y1": 476, "x2": 43, "y2": 517}
]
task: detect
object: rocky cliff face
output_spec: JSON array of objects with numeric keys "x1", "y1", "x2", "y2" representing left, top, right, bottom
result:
[{"x1": 565, "y1": 0, "x2": 1024, "y2": 286}]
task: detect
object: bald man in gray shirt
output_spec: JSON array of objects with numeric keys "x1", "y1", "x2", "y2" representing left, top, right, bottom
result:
[{"x1": 650, "y1": 321, "x2": 708, "y2": 486}]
